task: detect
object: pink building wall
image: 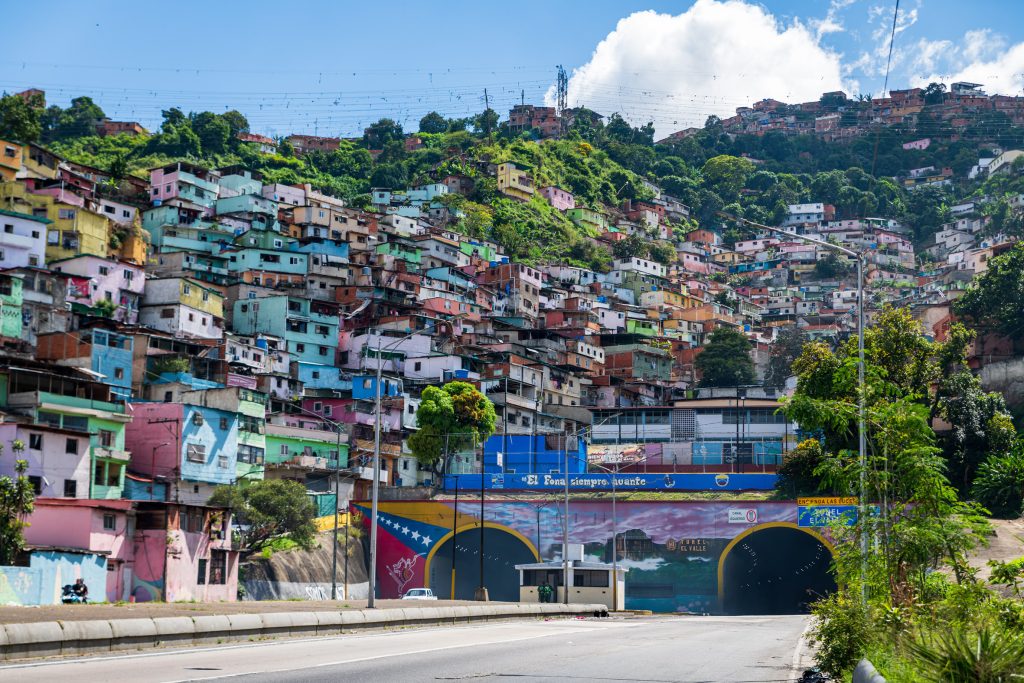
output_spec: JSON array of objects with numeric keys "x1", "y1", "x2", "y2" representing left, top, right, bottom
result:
[
  {"x1": 124, "y1": 402, "x2": 183, "y2": 479},
  {"x1": 24, "y1": 499, "x2": 133, "y2": 601},
  {"x1": 52, "y1": 255, "x2": 146, "y2": 323},
  {"x1": 540, "y1": 186, "x2": 575, "y2": 212}
]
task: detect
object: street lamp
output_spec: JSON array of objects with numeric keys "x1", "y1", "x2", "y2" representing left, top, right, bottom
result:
[
  {"x1": 279, "y1": 402, "x2": 348, "y2": 600},
  {"x1": 558, "y1": 411, "x2": 625, "y2": 605},
  {"x1": 367, "y1": 314, "x2": 468, "y2": 608},
  {"x1": 717, "y1": 212, "x2": 868, "y2": 606}
]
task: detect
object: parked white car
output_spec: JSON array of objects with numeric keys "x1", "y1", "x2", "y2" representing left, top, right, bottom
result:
[{"x1": 401, "y1": 588, "x2": 438, "y2": 600}]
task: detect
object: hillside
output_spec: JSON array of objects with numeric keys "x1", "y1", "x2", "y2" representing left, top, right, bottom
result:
[{"x1": 9, "y1": 92, "x2": 1024, "y2": 269}]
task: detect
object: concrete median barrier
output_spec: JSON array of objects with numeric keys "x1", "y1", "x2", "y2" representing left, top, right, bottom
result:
[{"x1": 0, "y1": 602, "x2": 608, "y2": 662}]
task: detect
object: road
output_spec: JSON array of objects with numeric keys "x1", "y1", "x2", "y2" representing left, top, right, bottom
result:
[{"x1": 1, "y1": 615, "x2": 809, "y2": 683}]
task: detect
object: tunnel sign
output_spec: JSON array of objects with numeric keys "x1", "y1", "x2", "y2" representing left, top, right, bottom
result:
[
  {"x1": 798, "y1": 505, "x2": 860, "y2": 527},
  {"x1": 797, "y1": 496, "x2": 858, "y2": 506}
]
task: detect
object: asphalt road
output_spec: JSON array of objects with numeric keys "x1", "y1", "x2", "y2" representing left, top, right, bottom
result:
[{"x1": 1, "y1": 615, "x2": 809, "y2": 683}]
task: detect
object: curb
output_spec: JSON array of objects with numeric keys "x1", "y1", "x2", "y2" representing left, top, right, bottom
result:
[{"x1": 0, "y1": 603, "x2": 608, "y2": 662}]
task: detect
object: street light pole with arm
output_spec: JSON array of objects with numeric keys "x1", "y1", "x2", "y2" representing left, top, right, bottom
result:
[
  {"x1": 716, "y1": 211, "x2": 868, "y2": 607},
  {"x1": 368, "y1": 314, "x2": 468, "y2": 608},
  {"x1": 279, "y1": 402, "x2": 348, "y2": 600}
]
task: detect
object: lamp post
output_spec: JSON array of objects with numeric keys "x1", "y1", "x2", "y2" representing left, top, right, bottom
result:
[
  {"x1": 717, "y1": 212, "x2": 868, "y2": 607},
  {"x1": 558, "y1": 411, "x2": 626, "y2": 606},
  {"x1": 280, "y1": 402, "x2": 348, "y2": 600},
  {"x1": 368, "y1": 315, "x2": 467, "y2": 608}
]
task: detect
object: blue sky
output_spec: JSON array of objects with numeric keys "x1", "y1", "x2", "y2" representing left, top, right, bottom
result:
[{"x1": 2, "y1": 0, "x2": 1023, "y2": 137}]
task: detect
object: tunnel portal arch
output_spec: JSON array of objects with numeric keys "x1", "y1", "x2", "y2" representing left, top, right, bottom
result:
[
  {"x1": 718, "y1": 522, "x2": 836, "y2": 615},
  {"x1": 426, "y1": 524, "x2": 538, "y2": 602}
]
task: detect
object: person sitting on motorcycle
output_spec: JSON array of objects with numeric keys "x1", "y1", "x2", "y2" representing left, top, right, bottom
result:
[{"x1": 72, "y1": 578, "x2": 89, "y2": 602}]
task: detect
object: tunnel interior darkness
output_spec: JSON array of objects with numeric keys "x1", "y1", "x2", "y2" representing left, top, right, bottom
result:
[
  {"x1": 722, "y1": 526, "x2": 836, "y2": 615},
  {"x1": 428, "y1": 527, "x2": 537, "y2": 602}
]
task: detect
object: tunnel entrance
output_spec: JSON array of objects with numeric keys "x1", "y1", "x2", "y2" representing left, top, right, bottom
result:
[
  {"x1": 721, "y1": 525, "x2": 835, "y2": 615},
  {"x1": 428, "y1": 527, "x2": 537, "y2": 602}
]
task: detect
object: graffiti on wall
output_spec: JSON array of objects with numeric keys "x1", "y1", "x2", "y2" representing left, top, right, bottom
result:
[{"x1": 355, "y1": 499, "x2": 835, "y2": 613}]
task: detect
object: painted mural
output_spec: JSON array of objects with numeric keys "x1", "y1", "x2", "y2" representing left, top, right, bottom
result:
[
  {"x1": 0, "y1": 550, "x2": 107, "y2": 605},
  {"x1": 354, "y1": 499, "x2": 836, "y2": 614}
]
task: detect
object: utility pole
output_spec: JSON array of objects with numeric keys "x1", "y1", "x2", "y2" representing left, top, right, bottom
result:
[
  {"x1": 475, "y1": 434, "x2": 488, "y2": 601},
  {"x1": 484, "y1": 88, "x2": 489, "y2": 111},
  {"x1": 562, "y1": 428, "x2": 570, "y2": 605}
]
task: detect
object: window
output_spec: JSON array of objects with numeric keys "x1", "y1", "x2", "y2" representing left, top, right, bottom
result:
[
  {"x1": 218, "y1": 417, "x2": 229, "y2": 431},
  {"x1": 192, "y1": 412, "x2": 204, "y2": 426},
  {"x1": 318, "y1": 346, "x2": 327, "y2": 356},
  {"x1": 160, "y1": 308, "x2": 175, "y2": 319},
  {"x1": 29, "y1": 433, "x2": 43, "y2": 450},
  {"x1": 114, "y1": 367, "x2": 124, "y2": 380},
  {"x1": 186, "y1": 443, "x2": 206, "y2": 462},
  {"x1": 123, "y1": 269, "x2": 133, "y2": 281},
  {"x1": 98, "y1": 265, "x2": 110, "y2": 276},
  {"x1": 295, "y1": 343, "x2": 305, "y2": 353},
  {"x1": 218, "y1": 455, "x2": 228, "y2": 469},
  {"x1": 209, "y1": 551, "x2": 227, "y2": 585},
  {"x1": 197, "y1": 558, "x2": 208, "y2": 585},
  {"x1": 103, "y1": 513, "x2": 116, "y2": 530},
  {"x1": 98, "y1": 430, "x2": 114, "y2": 448},
  {"x1": 28, "y1": 476, "x2": 42, "y2": 495},
  {"x1": 64, "y1": 480, "x2": 77, "y2": 498},
  {"x1": 58, "y1": 208, "x2": 76, "y2": 220},
  {"x1": 66, "y1": 438, "x2": 78, "y2": 454},
  {"x1": 414, "y1": 362, "x2": 422, "y2": 372}
]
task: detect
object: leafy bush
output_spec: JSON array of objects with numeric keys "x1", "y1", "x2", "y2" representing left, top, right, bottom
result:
[
  {"x1": 907, "y1": 626, "x2": 1024, "y2": 682},
  {"x1": 808, "y1": 591, "x2": 870, "y2": 678},
  {"x1": 972, "y1": 447, "x2": 1024, "y2": 518}
]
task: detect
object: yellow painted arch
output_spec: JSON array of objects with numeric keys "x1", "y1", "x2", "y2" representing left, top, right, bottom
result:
[
  {"x1": 423, "y1": 522, "x2": 540, "y2": 594},
  {"x1": 716, "y1": 522, "x2": 835, "y2": 605}
]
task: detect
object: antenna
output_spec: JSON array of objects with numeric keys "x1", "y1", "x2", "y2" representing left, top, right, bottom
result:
[{"x1": 556, "y1": 65, "x2": 568, "y2": 116}]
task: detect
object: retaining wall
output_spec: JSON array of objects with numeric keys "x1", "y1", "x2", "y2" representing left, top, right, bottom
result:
[{"x1": 0, "y1": 602, "x2": 607, "y2": 661}]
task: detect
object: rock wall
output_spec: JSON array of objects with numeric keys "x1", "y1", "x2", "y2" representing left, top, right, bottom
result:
[
  {"x1": 980, "y1": 357, "x2": 1024, "y2": 409},
  {"x1": 241, "y1": 530, "x2": 369, "y2": 601}
]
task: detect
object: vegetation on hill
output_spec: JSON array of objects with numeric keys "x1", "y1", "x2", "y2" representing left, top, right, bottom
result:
[{"x1": 5, "y1": 88, "x2": 1024, "y2": 267}]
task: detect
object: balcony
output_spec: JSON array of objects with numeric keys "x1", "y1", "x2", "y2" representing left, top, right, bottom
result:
[
  {"x1": 488, "y1": 391, "x2": 539, "y2": 412},
  {"x1": 92, "y1": 446, "x2": 130, "y2": 462}
]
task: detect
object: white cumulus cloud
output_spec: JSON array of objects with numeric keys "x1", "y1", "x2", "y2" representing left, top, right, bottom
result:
[
  {"x1": 549, "y1": 0, "x2": 846, "y2": 136},
  {"x1": 913, "y1": 29, "x2": 1024, "y2": 95}
]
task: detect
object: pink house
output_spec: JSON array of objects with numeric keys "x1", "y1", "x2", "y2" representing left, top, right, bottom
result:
[
  {"x1": 133, "y1": 501, "x2": 238, "y2": 603},
  {"x1": 540, "y1": 186, "x2": 576, "y2": 212},
  {"x1": 50, "y1": 254, "x2": 146, "y2": 323},
  {"x1": 24, "y1": 498, "x2": 134, "y2": 602},
  {"x1": 902, "y1": 138, "x2": 931, "y2": 151}
]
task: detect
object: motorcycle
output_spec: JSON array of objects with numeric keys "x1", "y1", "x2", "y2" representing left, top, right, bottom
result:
[{"x1": 61, "y1": 584, "x2": 88, "y2": 604}]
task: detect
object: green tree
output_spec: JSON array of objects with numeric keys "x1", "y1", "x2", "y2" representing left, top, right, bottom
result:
[
  {"x1": 418, "y1": 111, "x2": 449, "y2": 134},
  {"x1": 0, "y1": 92, "x2": 43, "y2": 142},
  {"x1": 765, "y1": 326, "x2": 808, "y2": 389},
  {"x1": 408, "y1": 381, "x2": 497, "y2": 477},
  {"x1": 612, "y1": 232, "x2": 649, "y2": 260},
  {"x1": 474, "y1": 108, "x2": 499, "y2": 136},
  {"x1": 972, "y1": 444, "x2": 1024, "y2": 518},
  {"x1": 695, "y1": 327, "x2": 756, "y2": 387},
  {"x1": 954, "y1": 242, "x2": 1024, "y2": 342},
  {"x1": 775, "y1": 438, "x2": 828, "y2": 499},
  {"x1": 0, "y1": 440, "x2": 34, "y2": 565},
  {"x1": 923, "y1": 82, "x2": 947, "y2": 106},
  {"x1": 191, "y1": 112, "x2": 230, "y2": 155},
  {"x1": 50, "y1": 96, "x2": 105, "y2": 141},
  {"x1": 363, "y1": 118, "x2": 403, "y2": 149},
  {"x1": 221, "y1": 110, "x2": 249, "y2": 138},
  {"x1": 208, "y1": 479, "x2": 317, "y2": 553},
  {"x1": 700, "y1": 155, "x2": 755, "y2": 201},
  {"x1": 647, "y1": 240, "x2": 677, "y2": 266}
]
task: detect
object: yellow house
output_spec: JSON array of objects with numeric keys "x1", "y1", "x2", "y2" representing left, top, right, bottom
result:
[
  {"x1": 21, "y1": 143, "x2": 60, "y2": 181},
  {"x1": 496, "y1": 162, "x2": 535, "y2": 202},
  {"x1": 0, "y1": 182, "x2": 111, "y2": 262},
  {"x1": 179, "y1": 278, "x2": 224, "y2": 318},
  {"x1": 114, "y1": 225, "x2": 150, "y2": 265},
  {"x1": 0, "y1": 140, "x2": 23, "y2": 181}
]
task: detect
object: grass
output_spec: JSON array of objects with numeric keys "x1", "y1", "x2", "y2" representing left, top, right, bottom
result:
[{"x1": 259, "y1": 536, "x2": 300, "y2": 559}]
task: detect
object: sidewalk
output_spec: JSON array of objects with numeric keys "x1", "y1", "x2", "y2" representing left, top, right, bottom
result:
[{"x1": 0, "y1": 599, "x2": 489, "y2": 624}]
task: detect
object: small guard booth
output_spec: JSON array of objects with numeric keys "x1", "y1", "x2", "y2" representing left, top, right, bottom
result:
[{"x1": 515, "y1": 544, "x2": 626, "y2": 610}]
